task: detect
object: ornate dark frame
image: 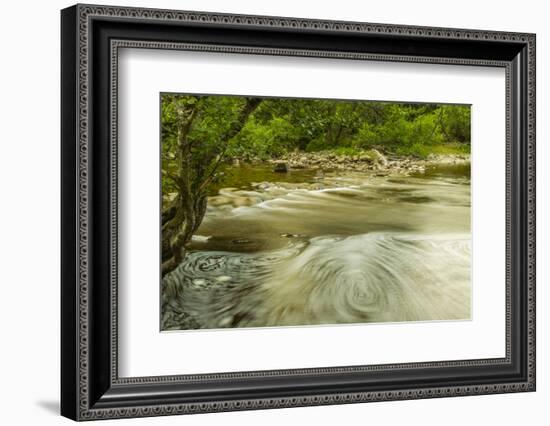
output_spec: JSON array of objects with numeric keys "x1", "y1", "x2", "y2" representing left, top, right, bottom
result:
[{"x1": 61, "y1": 3, "x2": 536, "y2": 421}]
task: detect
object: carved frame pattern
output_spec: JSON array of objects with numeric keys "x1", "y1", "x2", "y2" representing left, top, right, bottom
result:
[{"x1": 61, "y1": 3, "x2": 536, "y2": 421}]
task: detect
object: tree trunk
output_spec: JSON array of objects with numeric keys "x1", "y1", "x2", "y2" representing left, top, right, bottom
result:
[
  {"x1": 161, "y1": 97, "x2": 261, "y2": 277},
  {"x1": 161, "y1": 193, "x2": 207, "y2": 276}
]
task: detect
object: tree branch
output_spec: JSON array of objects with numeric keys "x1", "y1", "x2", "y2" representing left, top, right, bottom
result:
[{"x1": 198, "y1": 98, "x2": 262, "y2": 192}]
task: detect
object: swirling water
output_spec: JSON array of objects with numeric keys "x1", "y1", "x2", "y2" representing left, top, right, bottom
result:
[{"x1": 162, "y1": 164, "x2": 471, "y2": 330}]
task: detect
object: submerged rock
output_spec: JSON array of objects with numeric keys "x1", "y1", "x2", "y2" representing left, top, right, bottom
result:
[
  {"x1": 218, "y1": 316, "x2": 234, "y2": 327},
  {"x1": 273, "y1": 161, "x2": 289, "y2": 173},
  {"x1": 232, "y1": 238, "x2": 252, "y2": 244}
]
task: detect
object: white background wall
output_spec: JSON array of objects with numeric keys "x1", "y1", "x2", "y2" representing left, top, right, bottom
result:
[{"x1": 0, "y1": 0, "x2": 546, "y2": 424}]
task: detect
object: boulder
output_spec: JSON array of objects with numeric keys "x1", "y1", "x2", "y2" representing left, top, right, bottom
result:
[
  {"x1": 371, "y1": 149, "x2": 388, "y2": 166},
  {"x1": 358, "y1": 152, "x2": 375, "y2": 162},
  {"x1": 273, "y1": 161, "x2": 289, "y2": 173},
  {"x1": 290, "y1": 161, "x2": 306, "y2": 169}
]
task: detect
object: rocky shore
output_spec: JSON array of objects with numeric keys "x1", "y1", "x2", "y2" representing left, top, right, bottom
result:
[
  {"x1": 163, "y1": 150, "x2": 470, "y2": 208},
  {"x1": 268, "y1": 149, "x2": 470, "y2": 176}
]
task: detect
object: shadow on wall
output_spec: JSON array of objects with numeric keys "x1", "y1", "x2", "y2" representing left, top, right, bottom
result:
[{"x1": 35, "y1": 400, "x2": 59, "y2": 416}]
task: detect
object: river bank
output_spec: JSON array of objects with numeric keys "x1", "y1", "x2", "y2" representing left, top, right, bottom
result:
[
  {"x1": 267, "y1": 149, "x2": 470, "y2": 176},
  {"x1": 163, "y1": 150, "x2": 470, "y2": 209}
]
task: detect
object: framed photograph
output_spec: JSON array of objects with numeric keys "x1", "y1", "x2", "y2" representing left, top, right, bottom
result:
[{"x1": 61, "y1": 4, "x2": 536, "y2": 421}]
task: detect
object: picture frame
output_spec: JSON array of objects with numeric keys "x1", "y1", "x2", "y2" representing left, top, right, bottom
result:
[{"x1": 61, "y1": 3, "x2": 536, "y2": 421}]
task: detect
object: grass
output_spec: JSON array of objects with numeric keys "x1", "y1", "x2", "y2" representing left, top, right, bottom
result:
[
  {"x1": 394, "y1": 142, "x2": 470, "y2": 159},
  {"x1": 330, "y1": 143, "x2": 470, "y2": 159}
]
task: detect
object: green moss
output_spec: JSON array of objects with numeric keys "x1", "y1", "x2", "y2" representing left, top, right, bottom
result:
[{"x1": 333, "y1": 146, "x2": 362, "y2": 157}]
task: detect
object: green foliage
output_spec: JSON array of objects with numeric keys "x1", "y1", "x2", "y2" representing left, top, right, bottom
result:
[
  {"x1": 161, "y1": 94, "x2": 255, "y2": 194},
  {"x1": 439, "y1": 105, "x2": 471, "y2": 143},
  {"x1": 161, "y1": 95, "x2": 472, "y2": 195},
  {"x1": 332, "y1": 146, "x2": 363, "y2": 157},
  {"x1": 229, "y1": 116, "x2": 301, "y2": 160},
  {"x1": 305, "y1": 137, "x2": 330, "y2": 152},
  {"x1": 348, "y1": 104, "x2": 470, "y2": 158}
]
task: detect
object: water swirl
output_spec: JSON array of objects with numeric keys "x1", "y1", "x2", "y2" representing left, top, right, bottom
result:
[
  {"x1": 162, "y1": 232, "x2": 470, "y2": 330},
  {"x1": 162, "y1": 166, "x2": 471, "y2": 331}
]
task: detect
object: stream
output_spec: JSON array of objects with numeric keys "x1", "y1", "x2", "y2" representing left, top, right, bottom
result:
[{"x1": 162, "y1": 163, "x2": 471, "y2": 330}]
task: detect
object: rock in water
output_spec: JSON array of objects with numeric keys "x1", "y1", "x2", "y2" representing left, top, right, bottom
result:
[
  {"x1": 218, "y1": 316, "x2": 234, "y2": 327},
  {"x1": 273, "y1": 161, "x2": 289, "y2": 173},
  {"x1": 371, "y1": 149, "x2": 388, "y2": 166},
  {"x1": 232, "y1": 238, "x2": 251, "y2": 244}
]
